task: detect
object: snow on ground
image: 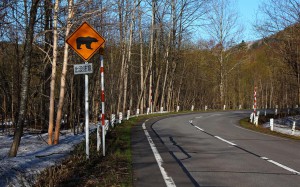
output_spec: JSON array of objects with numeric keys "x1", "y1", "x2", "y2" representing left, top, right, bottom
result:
[
  {"x1": 0, "y1": 124, "x2": 97, "y2": 187},
  {"x1": 262, "y1": 115, "x2": 300, "y2": 136},
  {"x1": 0, "y1": 112, "x2": 299, "y2": 186}
]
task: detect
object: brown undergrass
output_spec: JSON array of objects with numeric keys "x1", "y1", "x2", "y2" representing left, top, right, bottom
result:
[
  {"x1": 34, "y1": 113, "x2": 170, "y2": 187},
  {"x1": 34, "y1": 121, "x2": 136, "y2": 186},
  {"x1": 36, "y1": 111, "x2": 300, "y2": 187}
]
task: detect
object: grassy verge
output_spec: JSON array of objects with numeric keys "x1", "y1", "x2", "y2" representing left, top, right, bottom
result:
[
  {"x1": 35, "y1": 113, "x2": 172, "y2": 187},
  {"x1": 239, "y1": 117, "x2": 300, "y2": 140}
]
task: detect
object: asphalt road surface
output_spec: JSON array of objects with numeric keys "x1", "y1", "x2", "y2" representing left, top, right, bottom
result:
[{"x1": 132, "y1": 111, "x2": 300, "y2": 187}]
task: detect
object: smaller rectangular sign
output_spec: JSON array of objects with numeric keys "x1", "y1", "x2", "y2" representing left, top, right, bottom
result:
[{"x1": 74, "y1": 63, "x2": 93, "y2": 75}]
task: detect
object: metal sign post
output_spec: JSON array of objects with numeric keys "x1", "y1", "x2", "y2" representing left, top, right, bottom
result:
[
  {"x1": 73, "y1": 63, "x2": 92, "y2": 160},
  {"x1": 84, "y1": 61, "x2": 89, "y2": 159}
]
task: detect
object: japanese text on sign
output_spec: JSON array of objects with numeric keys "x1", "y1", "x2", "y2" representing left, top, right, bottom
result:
[{"x1": 74, "y1": 63, "x2": 93, "y2": 75}]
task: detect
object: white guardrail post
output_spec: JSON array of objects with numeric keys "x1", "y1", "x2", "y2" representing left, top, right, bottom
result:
[
  {"x1": 119, "y1": 112, "x2": 122, "y2": 124},
  {"x1": 127, "y1": 110, "x2": 130, "y2": 120},
  {"x1": 191, "y1": 105, "x2": 194, "y2": 111},
  {"x1": 205, "y1": 105, "x2": 207, "y2": 111},
  {"x1": 136, "y1": 109, "x2": 140, "y2": 116},
  {"x1": 104, "y1": 120, "x2": 109, "y2": 135},
  {"x1": 250, "y1": 112, "x2": 254, "y2": 123},
  {"x1": 147, "y1": 107, "x2": 150, "y2": 115},
  {"x1": 111, "y1": 114, "x2": 115, "y2": 128},
  {"x1": 292, "y1": 121, "x2": 296, "y2": 135},
  {"x1": 254, "y1": 111, "x2": 259, "y2": 126},
  {"x1": 97, "y1": 123, "x2": 101, "y2": 151},
  {"x1": 176, "y1": 106, "x2": 180, "y2": 112},
  {"x1": 270, "y1": 118, "x2": 274, "y2": 131}
]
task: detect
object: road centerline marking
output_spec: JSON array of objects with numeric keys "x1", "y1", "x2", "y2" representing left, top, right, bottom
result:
[
  {"x1": 267, "y1": 159, "x2": 300, "y2": 175},
  {"x1": 195, "y1": 126, "x2": 204, "y2": 131},
  {"x1": 142, "y1": 122, "x2": 176, "y2": 187},
  {"x1": 189, "y1": 119, "x2": 300, "y2": 175},
  {"x1": 214, "y1": 136, "x2": 237, "y2": 146}
]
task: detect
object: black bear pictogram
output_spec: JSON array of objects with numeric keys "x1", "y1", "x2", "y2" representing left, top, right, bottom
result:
[{"x1": 76, "y1": 36, "x2": 98, "y2": 50}]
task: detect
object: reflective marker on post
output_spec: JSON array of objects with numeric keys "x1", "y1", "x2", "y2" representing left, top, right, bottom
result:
[{"x1": 254, "y1": 86, "x2": 257, "y2": 115}]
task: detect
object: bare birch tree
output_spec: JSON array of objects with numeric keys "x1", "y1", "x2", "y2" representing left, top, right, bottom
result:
[
  {"x1": 256, "y1": 0, "x2": 300, "y2": 104},
  {"x1": 116, "y1": 0, "x2": 127, "y2": 113},
  {"x1": 48, "y1": 0, "x2": 59, "y2": 145},
  {"x1": 9, "y1": 0, "x2": 40, "y2": 157},
  {"x1": 204, "y1": 0, "x2": 243, "y2": 108},
  {"x1": 53, "y1": 0, "x2": 74, "y2": 144}
]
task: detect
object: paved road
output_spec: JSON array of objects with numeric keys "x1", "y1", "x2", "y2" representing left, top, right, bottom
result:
[{"x1": 132, "y1": 111, "x2": 300, "y2": 187}]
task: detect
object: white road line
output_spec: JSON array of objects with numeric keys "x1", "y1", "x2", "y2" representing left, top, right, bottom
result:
[
  {"x1": 142, "y1": 122, "x2": 177, "y2": 187},
  {"x1": 267, "y1": 159, "x2": 300, "y2": 175},
  {"x1": 214, "y1": 136, "x2": 237, "y2": 146},
  {"x1": 191, "y1": 120, "x2": 299, "y2": 175},
  {"x1": 195, "y1": 116, "x2": 202, "y2": 119},
  {"x1": 195, "y1": 126, "x2": 204, "y2": 131},
  {"x1": 260, "y1": 157, "x2": 269, "y2": 160},
  {"x1": 209, "y1": 114, "x2": 221, "y2": 117}
]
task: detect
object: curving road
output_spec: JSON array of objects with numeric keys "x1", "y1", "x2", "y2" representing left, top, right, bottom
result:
[{"x1": 132, "y1": 111, "x2": 300, "y2": 187}]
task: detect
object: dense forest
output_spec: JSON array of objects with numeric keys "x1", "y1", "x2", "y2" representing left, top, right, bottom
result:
[{"x1": 0, "y1": 0, "x2": 299, "y2": 156}]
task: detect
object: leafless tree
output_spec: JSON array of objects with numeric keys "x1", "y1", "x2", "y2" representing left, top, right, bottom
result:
[
  {"x1": 204, "y1": 0, "x2": 243, "y2": 108},
  {"x1": 48, "y1": 0, "x2": 59, "y2": 145},
  {"x1": 256, "y1": 0, "x2": 300, "y2": 104},
  {"x1": 9, "y1": 0, "x2": 41, "y2": 157},
  {"x1": 53, "y1": 0, "x2": 74, "y2": 145}
]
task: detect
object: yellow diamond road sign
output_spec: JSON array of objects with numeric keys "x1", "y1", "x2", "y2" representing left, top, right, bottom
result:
[{"x1": 66, "y1": 21, "x2": 105, "y2": 61}]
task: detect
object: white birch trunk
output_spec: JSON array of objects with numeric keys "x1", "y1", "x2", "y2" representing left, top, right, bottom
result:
[
  {"x1": 54, "y1": 0, "x2": 74, "y2": 144},
  {"x1": 48, "y1": 0, "x2": 59, "y2": 145}
]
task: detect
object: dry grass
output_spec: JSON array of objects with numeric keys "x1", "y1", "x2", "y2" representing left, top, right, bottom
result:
[{"x1": 35, "y1": 114, "x2": 169, "y2": 187}]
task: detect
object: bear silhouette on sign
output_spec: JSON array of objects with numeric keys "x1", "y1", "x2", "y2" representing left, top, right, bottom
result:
[{"x1": 76, "y1": 36, "x2": 98, "y2": 50}]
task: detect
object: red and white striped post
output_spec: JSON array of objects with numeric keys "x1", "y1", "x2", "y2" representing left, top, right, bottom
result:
[
  {"x1": 100, "y1": 46, "x2": 106, "y2": 156},
  {"x1": 150, "y1": 86, "x2": 153, "y2": 113},
  {"x1": 254, "y1": 86, "x2": 257, "y2": 115}
]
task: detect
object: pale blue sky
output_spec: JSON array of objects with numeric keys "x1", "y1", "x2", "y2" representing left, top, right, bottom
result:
[
  {"x1": 237, "y1": 0, "x2": 264, "y2": 41},
  {"x1": 194, "y1": 0, "x2": 265, "y2": 42}
]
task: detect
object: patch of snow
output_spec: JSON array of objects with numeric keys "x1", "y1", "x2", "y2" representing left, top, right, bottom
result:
[
  {"x1": 0, "y1": 124, "x2": 97, "y2": 187},
  {"x1": 263, "y1": 115, "x2": 300, "y2": 136}
]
